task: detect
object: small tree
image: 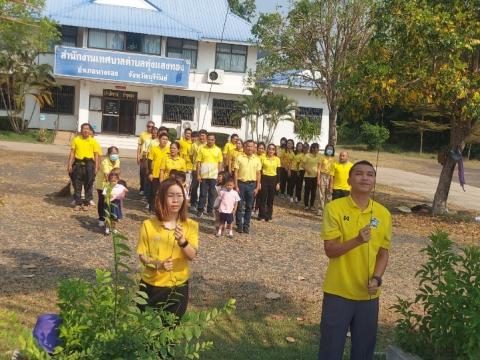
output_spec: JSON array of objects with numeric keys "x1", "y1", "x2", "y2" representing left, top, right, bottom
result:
[
  {"x1": 393, "y1": 118, "x2": 450, "y2": 155},
  {"x1": 295, "y1": 117, "x2": 320, "y2": 143},
  {"x1": 228, "y1": 0, "x2": 256, "y2": 22},
  {"x1": 234, "y1": 84, "x2": 269, "y2": 142},
  {"x1": 263, "y1": 92, "x2": 296, "y2": 144},
  {"x1": 360, "y1": 123, "x2": 389, "y2": 150}
]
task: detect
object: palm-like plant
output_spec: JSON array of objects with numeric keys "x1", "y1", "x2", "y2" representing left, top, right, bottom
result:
[
  {"x1": 263, "y1": 93, "x2": 296, "y2": 144},
  {"x1": 233, "y1": 84, "x2": 269, "y2": 142}
]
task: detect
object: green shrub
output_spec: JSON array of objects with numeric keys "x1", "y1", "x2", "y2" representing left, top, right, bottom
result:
[
  {"x1": 337, "y1": 121, "x2": 361, "y2": 145},
  {"x1": 208, "y1": 132, "x2": 230, "y2": 149},
  {"x1": 0, "y1": 116, "x2": 13, "y2": 131},
  {"x1": 167, "y1": 127, "x2": 177, "y2": 142},
  {"x1": 19, "y1": 191, "x2": 235, "y2": 359},
  {"x1": 360, "y1": 123, "x2": 390, "y2": 150},
  {"x1": 391, "y1": 231, "x2": 480, "y2": 360}
]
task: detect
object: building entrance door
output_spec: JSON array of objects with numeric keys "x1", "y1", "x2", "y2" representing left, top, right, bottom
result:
[{"x1": 102, "y1": 89, "x2": 137, "y2": 134}]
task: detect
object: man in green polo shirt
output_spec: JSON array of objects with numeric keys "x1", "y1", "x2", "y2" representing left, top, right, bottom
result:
[{"x1": 318, "y1": 160, "x2": 392, "y2": 360}]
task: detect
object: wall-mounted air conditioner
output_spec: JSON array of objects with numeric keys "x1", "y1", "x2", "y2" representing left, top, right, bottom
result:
[{"x1": 206, "y1": 69, "x2": 224, "y2": 84}]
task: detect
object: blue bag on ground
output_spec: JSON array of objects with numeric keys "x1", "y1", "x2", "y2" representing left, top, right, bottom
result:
[{"x1": 32, "y1": 314, "x2": 62, "y2": 354}]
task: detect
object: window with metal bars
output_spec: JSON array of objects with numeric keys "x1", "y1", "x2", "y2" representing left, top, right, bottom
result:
[
  {"x1": 163, "y1": 95, "x2": 195, "y2": 123},
  {"x1": 294, "y1": 106, "x2": 323, "y2": 133},
  {"x1": 41, "y1": 86, "x2": 75, "y2": 114},
  {"x1": 166, "y1": 38, "x2": 198, "y2": 68},
  {"x1": 212, "y1": 99, "x2": 241, "y2": 128}
]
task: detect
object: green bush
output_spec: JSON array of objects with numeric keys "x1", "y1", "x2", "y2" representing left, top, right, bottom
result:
[
  {"x1": 166, "y1": 127, "x2": 177, "y2": 142},
  {"x1": 208, "y1": 132, "x2": 230, "y2": 149},
  {"x1": 19, "y1": 193, "x2": 235, "y2": 359},
  {"x1": 360, "y1": 123, "x2": 389, "y2": 150},
  {"x1": 391, "y1": 231, "x2": 480, "y2": 360},
  {"x1": 337, "y1": 121, "x2": 362, "y2": 145},
  {"x1": 0, "y1": 116, "x2": 13, "y2": 131}
]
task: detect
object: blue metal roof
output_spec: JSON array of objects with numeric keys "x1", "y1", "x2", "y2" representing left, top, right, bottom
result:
[{"x1": 44, "y1": 0, "x2": 253, "y2": 43}]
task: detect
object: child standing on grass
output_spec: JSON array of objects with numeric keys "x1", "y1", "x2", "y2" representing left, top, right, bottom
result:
[
  {"x1": 213, "y1": 171, "x2": 228, "y2": 233},
  {"x1": 215, "y1": 177, "x2": 240, "y2": 238},
  {"x1": 103, "y1": 172, "x2": 128, "y2": 235}
]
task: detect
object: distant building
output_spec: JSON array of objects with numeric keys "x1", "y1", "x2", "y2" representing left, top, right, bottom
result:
[{"x1": 0, "y1": 0, "x2": 329, "y2": 148}]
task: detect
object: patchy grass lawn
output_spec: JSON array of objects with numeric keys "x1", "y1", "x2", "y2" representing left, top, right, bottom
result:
[{"x1": 0, "y1": 129, "x2": 54, "y2": 144}]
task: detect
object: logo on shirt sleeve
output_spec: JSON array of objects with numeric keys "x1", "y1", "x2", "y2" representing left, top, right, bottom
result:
[{"x1": 343, "y1": 215, "x2": 350, "y2": 221}]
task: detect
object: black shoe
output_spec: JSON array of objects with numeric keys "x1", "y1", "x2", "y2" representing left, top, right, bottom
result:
[
  {"x1": 243, "y1": 227, "x2": 250, "y2": 234},
  {"x1": 236, "y1": 227, "x2": 243, "y2": 233},
  {"x1": 265, "y1": 218, "x2": 271, "y2": 222}
]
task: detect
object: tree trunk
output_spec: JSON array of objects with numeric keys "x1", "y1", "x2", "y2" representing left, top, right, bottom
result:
[
  {"x1": 432, "y1": 154, "x2": 457, "y2": 214},
  {"x1": 328, "y1": 107, "x2": 338, "y2": 145},
  {"x1": 419, "y1": 131, "x2": 423, "y2": 155}
]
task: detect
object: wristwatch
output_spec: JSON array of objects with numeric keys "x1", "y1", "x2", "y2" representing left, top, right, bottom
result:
[
  {"x1": 179, "y1": 240, "x2": 189, "y2": 248},
  {"x1": 373, "y1": 275, "x2": 382, "y2": 287}
]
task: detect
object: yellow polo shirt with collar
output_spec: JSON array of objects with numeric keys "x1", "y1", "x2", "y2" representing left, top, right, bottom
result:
[
  {"x1": 95, "y1": 157, "x2": 120, "y2": 190},
  {"x1": 333, "y1": 161, "x2": 354, "y2": 191},
  {"x1": 178, "y1": 138, "x2": 193, "y2": 171},
  {"x1": 160, "y1": 156, "x2": 187, "y2": 179},
  {"x1": 190, "y1": 141, "x2": 206, "y2": 166},
  {"x1": 223, "y1": 141, "x2": 236, "y2": 155},
  {"x1": 137, "y1": 218, "x2": 199, "y2": 287},
  {"x1": 234, "y1": 153, "x2": 262, "y2": 182},
  {"x1": 320, "y1": 156, "x2": 335, "y2": 176},
  {"x1": 196, "y1": 145, "x2": 223, "y2": 179},
  {"x1": 279, "y1": 149, "x2": 294, "y2": 169},
  {"x1": 321, "y1": 196, "x2": 392, "y2": 300},
  {"x1": 138, "y1": 130, "x2": 151, "y2": 152},
  {"x1": 291, "y1": 152, "x2": 305, "y2": 171},
  {"x1": 303, "y1": 153, "x2": 322, "y2": 178},
  {"x1": 148, "y1": 145, "x2": 170, "y2": 179},
  {"x1": 261, "y1": 155, "x2": 281, "y2": 177},
  {"x1": 71, "y1": 135, "x2": 101, "y2": 160}
]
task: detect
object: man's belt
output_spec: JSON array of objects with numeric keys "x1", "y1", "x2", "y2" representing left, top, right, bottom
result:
[
  {"x1": 239, "y1": 180, "x2": 256, "y2": 184},
  {"x1": 74, "y1": 158, "x2": 94, "y2": 166}
]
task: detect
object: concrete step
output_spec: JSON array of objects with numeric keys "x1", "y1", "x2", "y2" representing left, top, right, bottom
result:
[{"x1": 95, "y1": 134, "x2": 139, "y2": 150}]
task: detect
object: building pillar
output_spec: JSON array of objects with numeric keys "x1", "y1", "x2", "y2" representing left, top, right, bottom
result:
[
  {"x1": 151, "y1": 87, "x2": 164, "y2": 127},
  {"x1": 197, "y1": 93, "x2": 211, "y2": 131},
  {"x1": 78, "y1": 80, "x2": 90, "y2": 131}
]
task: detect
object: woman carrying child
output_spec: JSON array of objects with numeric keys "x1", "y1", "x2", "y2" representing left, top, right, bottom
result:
[
  {"x1": 103, "y1": 171, "x2": 128, "y2": 234},
  {"x1": 95, "y1": 146, "x2": 120, "y2": 228}
]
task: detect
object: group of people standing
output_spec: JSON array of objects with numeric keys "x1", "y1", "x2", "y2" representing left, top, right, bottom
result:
[{"x1": 67, "y1": 121, "x2": 392, "y2": 360}]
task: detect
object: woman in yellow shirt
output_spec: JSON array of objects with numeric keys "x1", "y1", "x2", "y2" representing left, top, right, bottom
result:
[
  {"x1": 279, "y1": 139, "x2": 295, "y2": 198},
  {"x1": 254, "y1": 142, "x2": 267, "y2": 212},
  {"x1": 317, "y1": 144, "x2": 336, "y2": 216},
  {"x1": 159, "y1": 142, "x2": 187, "y2": 182},
  {"x1": 228, "y1": 139, "x2": 244, "y2": 172},
  {"x1": 94, "y1": 146, "x2": 120, "y2": 226},
  {"x1": 302, "y1": 143, "x2": 321, "y2": 210},
  {"x1": 289, "y1": 142, "x2": 304, "y2": 203},
  {"x1": 258, "y1": 144, "x2": 281, "y2": 221},
  {"x1": 136, "y1": 178, "x2": 198, "y2": 319}
]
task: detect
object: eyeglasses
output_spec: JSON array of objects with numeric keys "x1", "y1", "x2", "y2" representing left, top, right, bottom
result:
[{"x1": 147, "y1": 125, "x2": 153, "y2": 128}]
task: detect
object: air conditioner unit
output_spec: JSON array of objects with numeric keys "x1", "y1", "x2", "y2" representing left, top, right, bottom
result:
[{"x1": 206, "y1": 69, "x2": 224, "y2": 84}]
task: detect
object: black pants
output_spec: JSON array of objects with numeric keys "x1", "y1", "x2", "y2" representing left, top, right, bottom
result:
[
  {"x1": 279, "y1": 167, "x2": 288, "y2": 195},
  {"x1": 318, "y1": 293, "x2": 379, "y2": 360},
  {"x1": 288, "y1": 170, "x2": 298, "y2": 198},
  {"x1": 332, "y1": 189, "x2": 350, "y2": 201},
  {"x1": 149, "y1": 179, "x2": 160, "y2": 211},
  {"x1": 295, "y1": 170, "x2": 305, "y2": 202},
  {"x1": 189, "y1": 170, "x2": 199, "y2": 208},
  {"x1": 258, "y1": 175, "x2": 276, "y2": 220},
  {"x1": 72, "y1": 159, "x2": 95, "y2": 205},
  {"x1": 139, "y1": 281, "x2": 189, "y2": 320},
  {"x1": 139, "y1": 158, "x2": 148, "y2": 192},
  {"x1": 198, "y1": 178, "x2": 216, "y2": 213},
  {"x1": 97, "y1": 189, "x2": 105, "y2": 221},
  {"x1": 304, "y1": 177, "x2": 317, "y2": 207}
]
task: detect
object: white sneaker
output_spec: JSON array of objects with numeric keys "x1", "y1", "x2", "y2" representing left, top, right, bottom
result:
[
  {"x1": 89, "y1": 200, "x2": 95, "y2": 206},
  {"x1": 304, "y1": 206, "x2": 309, "y2": 210},
  {"x1": 105, "y1": 227, "x2": 110, "y2": 235},
  {"x1": 290, "y1": 197, "x2": 294, "y2": 203},
  {"x1": 98, "y1": 220, "x2": 105, "y2": 227},
  {"x1": 145, "y1": 203, "x2": 150, "y2": 209},
  {"x1": 216, "y1": 230, "x2": 222, "y2": 237}
]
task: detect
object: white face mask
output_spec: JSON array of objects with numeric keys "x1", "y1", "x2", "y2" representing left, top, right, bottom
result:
[
  {"x1": 325, "y1": 149, "x2": 333, "y2": 156},
  {"x1": 110, "y1": 154, "x2": 119, "y2": 161}
]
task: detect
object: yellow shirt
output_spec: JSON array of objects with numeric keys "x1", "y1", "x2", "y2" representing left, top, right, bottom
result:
[
  {"x1": 303, "y1": 153, "x2": 322, "y2": 178},
  {"x1": 321, "y1": 196, "x2": 392, "y2": 300},
  {"x1": 190, "y1": 141, "x2": 206, "y2": 165},
  {"x1": 142, "y1": 138, "x2": 159, "y2": 156},
  {"x1": 196, "y1": 145, "x2": 223, "y2": 179},
  {"x1": 234, "y1": 153, "x2": 262, "y2": 182},
  {"x1": 291, "y1": 153, "x2": 305, "y2": 171},
  {"x1": 138, "y1": 130, "x2": 151, "y2": 146},
  {"x1": 228, "y1": 148, "x2": 243, "y2": 170},
  {"x1": 320, "y1": 156, "x2": 335, "y2": 175},
  {"x1": 160, "y1": 156, "x2": 187, "y2": 179},
  {"x1": 148, "y1": 145, "x2": 170, "y2": 179},
  {"x1": 95, "y1": 158, "x2": 120, "y2": 190},
  {"x1": 261, "y1": 155, "x2": 281, "y2": 176},
  {"x1": 279, "y1": 149, "x2": 295, "y2": 169},
  {"x1": 223, "y1": 141, "x2": 236, "y2": 155},
  {"x1": 178, "y1": 138, "x2": 193, "y2": 171},
  {"x1": 137, "y1": 218, "x2": 199, "y2": 287},
  {"x1": 333, "y1": 161, "x2": 354, "y2": 191},
  {"x1": 71, "y1": 136, "x2": 101, "y2": 160}
]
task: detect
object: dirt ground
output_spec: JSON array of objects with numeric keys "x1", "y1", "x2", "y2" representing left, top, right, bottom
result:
[{"x1": 0, "y1": 149, "x2": 479, "y2": 357}]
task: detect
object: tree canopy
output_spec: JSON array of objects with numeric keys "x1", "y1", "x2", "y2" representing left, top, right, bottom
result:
[{"x1": 228, "y1": 0, "x2": 256, "y2": 22}]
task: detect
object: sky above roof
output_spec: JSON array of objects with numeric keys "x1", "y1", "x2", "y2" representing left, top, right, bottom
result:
[{"x1": 255, "y1": 0, "x2": 290, "y2": 19}]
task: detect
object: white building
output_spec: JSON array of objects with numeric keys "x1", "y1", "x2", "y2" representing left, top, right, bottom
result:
[{"x1": 1, "y1": 0, "x2": 329, "y2": 148}]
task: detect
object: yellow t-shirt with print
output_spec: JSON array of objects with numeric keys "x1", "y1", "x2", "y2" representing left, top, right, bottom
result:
[
  {"x1": 320, "y1": 156, "x2": 335, "y2": 175},
  {"x1": 137, "y1": 218, "x2": 199, "y2": 287},
  {"x1": 279, "y1": 149, "x2": 294, "y2": 169},
  {"x1": 148, "y1": 145, "x2": 170, "y2": 179},
  {"x1": 71, "y1": 136, "x2": 101, "y2": 160},
  {"x1": 291, "y1": 153, "x2": 305, "y2": 171},
  {"x1": 321, "y1": 196, "x2": 392, "y2": 300},
  {"x1": 178, "y1": 138, "x2": 193, "y2": 171},
  {"x1": 196, "y1": 145, "x2": 223, "y2": 179},
  {"x1": 261, "y1": 156, "x2": 281, "y2": 177},
  {"x1": 303, "y1": 153, "x2": 322, "y2": 178},
  {"x1": 332, "y1": 161, "x2": 353, "y2": 191},
  {"x1": 95, "y1": 157, "x2": 120, "y2": 190},
  {"x1": 160, "y1": 156, "x2": 187, "y2": 179},
  {"x1": 234, "y1": 153, "x2": 262, "y2": 182}
]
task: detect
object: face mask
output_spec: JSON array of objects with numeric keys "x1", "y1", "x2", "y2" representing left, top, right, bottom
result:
[
  {"x1": 326, "y1": 149, "x2": 333, "y2": 156},
  {"x1": 110, "y1": 154, "x2": 119, "y2": 161}
]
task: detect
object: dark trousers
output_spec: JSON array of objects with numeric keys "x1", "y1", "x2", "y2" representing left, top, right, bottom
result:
[
  {"x1": 139, "y1": 281, "x2": 189, "y2": 320},
  {"x1": 139, "y1": 158, "x2": 148, "y2": 192},
  {"x1": 189, "y1": 170, "x2": 200, "y2": 208},
  {"x1": 332, "y1": 189, "x2": 350, "y2": 201},
  {"x1": 279, "y1": 167, "x2": 288, "y2": 195},
  {"x1": 295, "y1": 170, "x2": 305, "y2": 202},
  {"x1": 97, "y1": 189, "x2": 105, "y2": 221},
  {"x1": 318, "y1": 293, "x2": 379, "y2": 360},
  {"x1": 258, "y1": 175, "x2": 276, "y2": 220},
  {"x1": 198, "y1": 178, "x2": 216, "y2": 213},
  {"x1": 288, "y1": 170, "x2": 298, "y2": 198},
  {"x1": 149, "y1": 179, "x2": 160, "y2": 211},
  {"x1": 72, "y1": 160, "x2": 95, "y2": 205},
  {"x1": 304, "y1": 177, "x2": 317, "y2": 207},
  {"x1": 236, "y1": 181, "x2": 256, "y2": 230}
]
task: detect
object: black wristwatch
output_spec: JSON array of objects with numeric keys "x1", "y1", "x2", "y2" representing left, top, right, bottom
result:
[
  {"x1": 373, "y1": 276, "x2": 382, "y2": 287},
  {"x1": 179, "y1": 240, "x2": 189, "y2": 248}
]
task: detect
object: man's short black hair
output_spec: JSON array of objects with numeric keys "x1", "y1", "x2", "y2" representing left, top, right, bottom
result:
[
  {"x1": 199, "y1": 129, "x2": 207, "y2": 135},
  {"x1": 159, "y1": 126, "x2": 168, "y2": 132},
  {"x1": 184, "y1": 127, "x2": 192, "y2": 134},
  {"x1": 349, "y1": 160, "x2": 376, "y2": 177},
  {"x1": 207, "y1": 133, "x2": 216, "y2": 138},
  {"x1": 192, "y1": 131, "x2": 199, "y2": 137},
  {"x1": 230, "y1": 133, "x2": 239, "y2": 140}
]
